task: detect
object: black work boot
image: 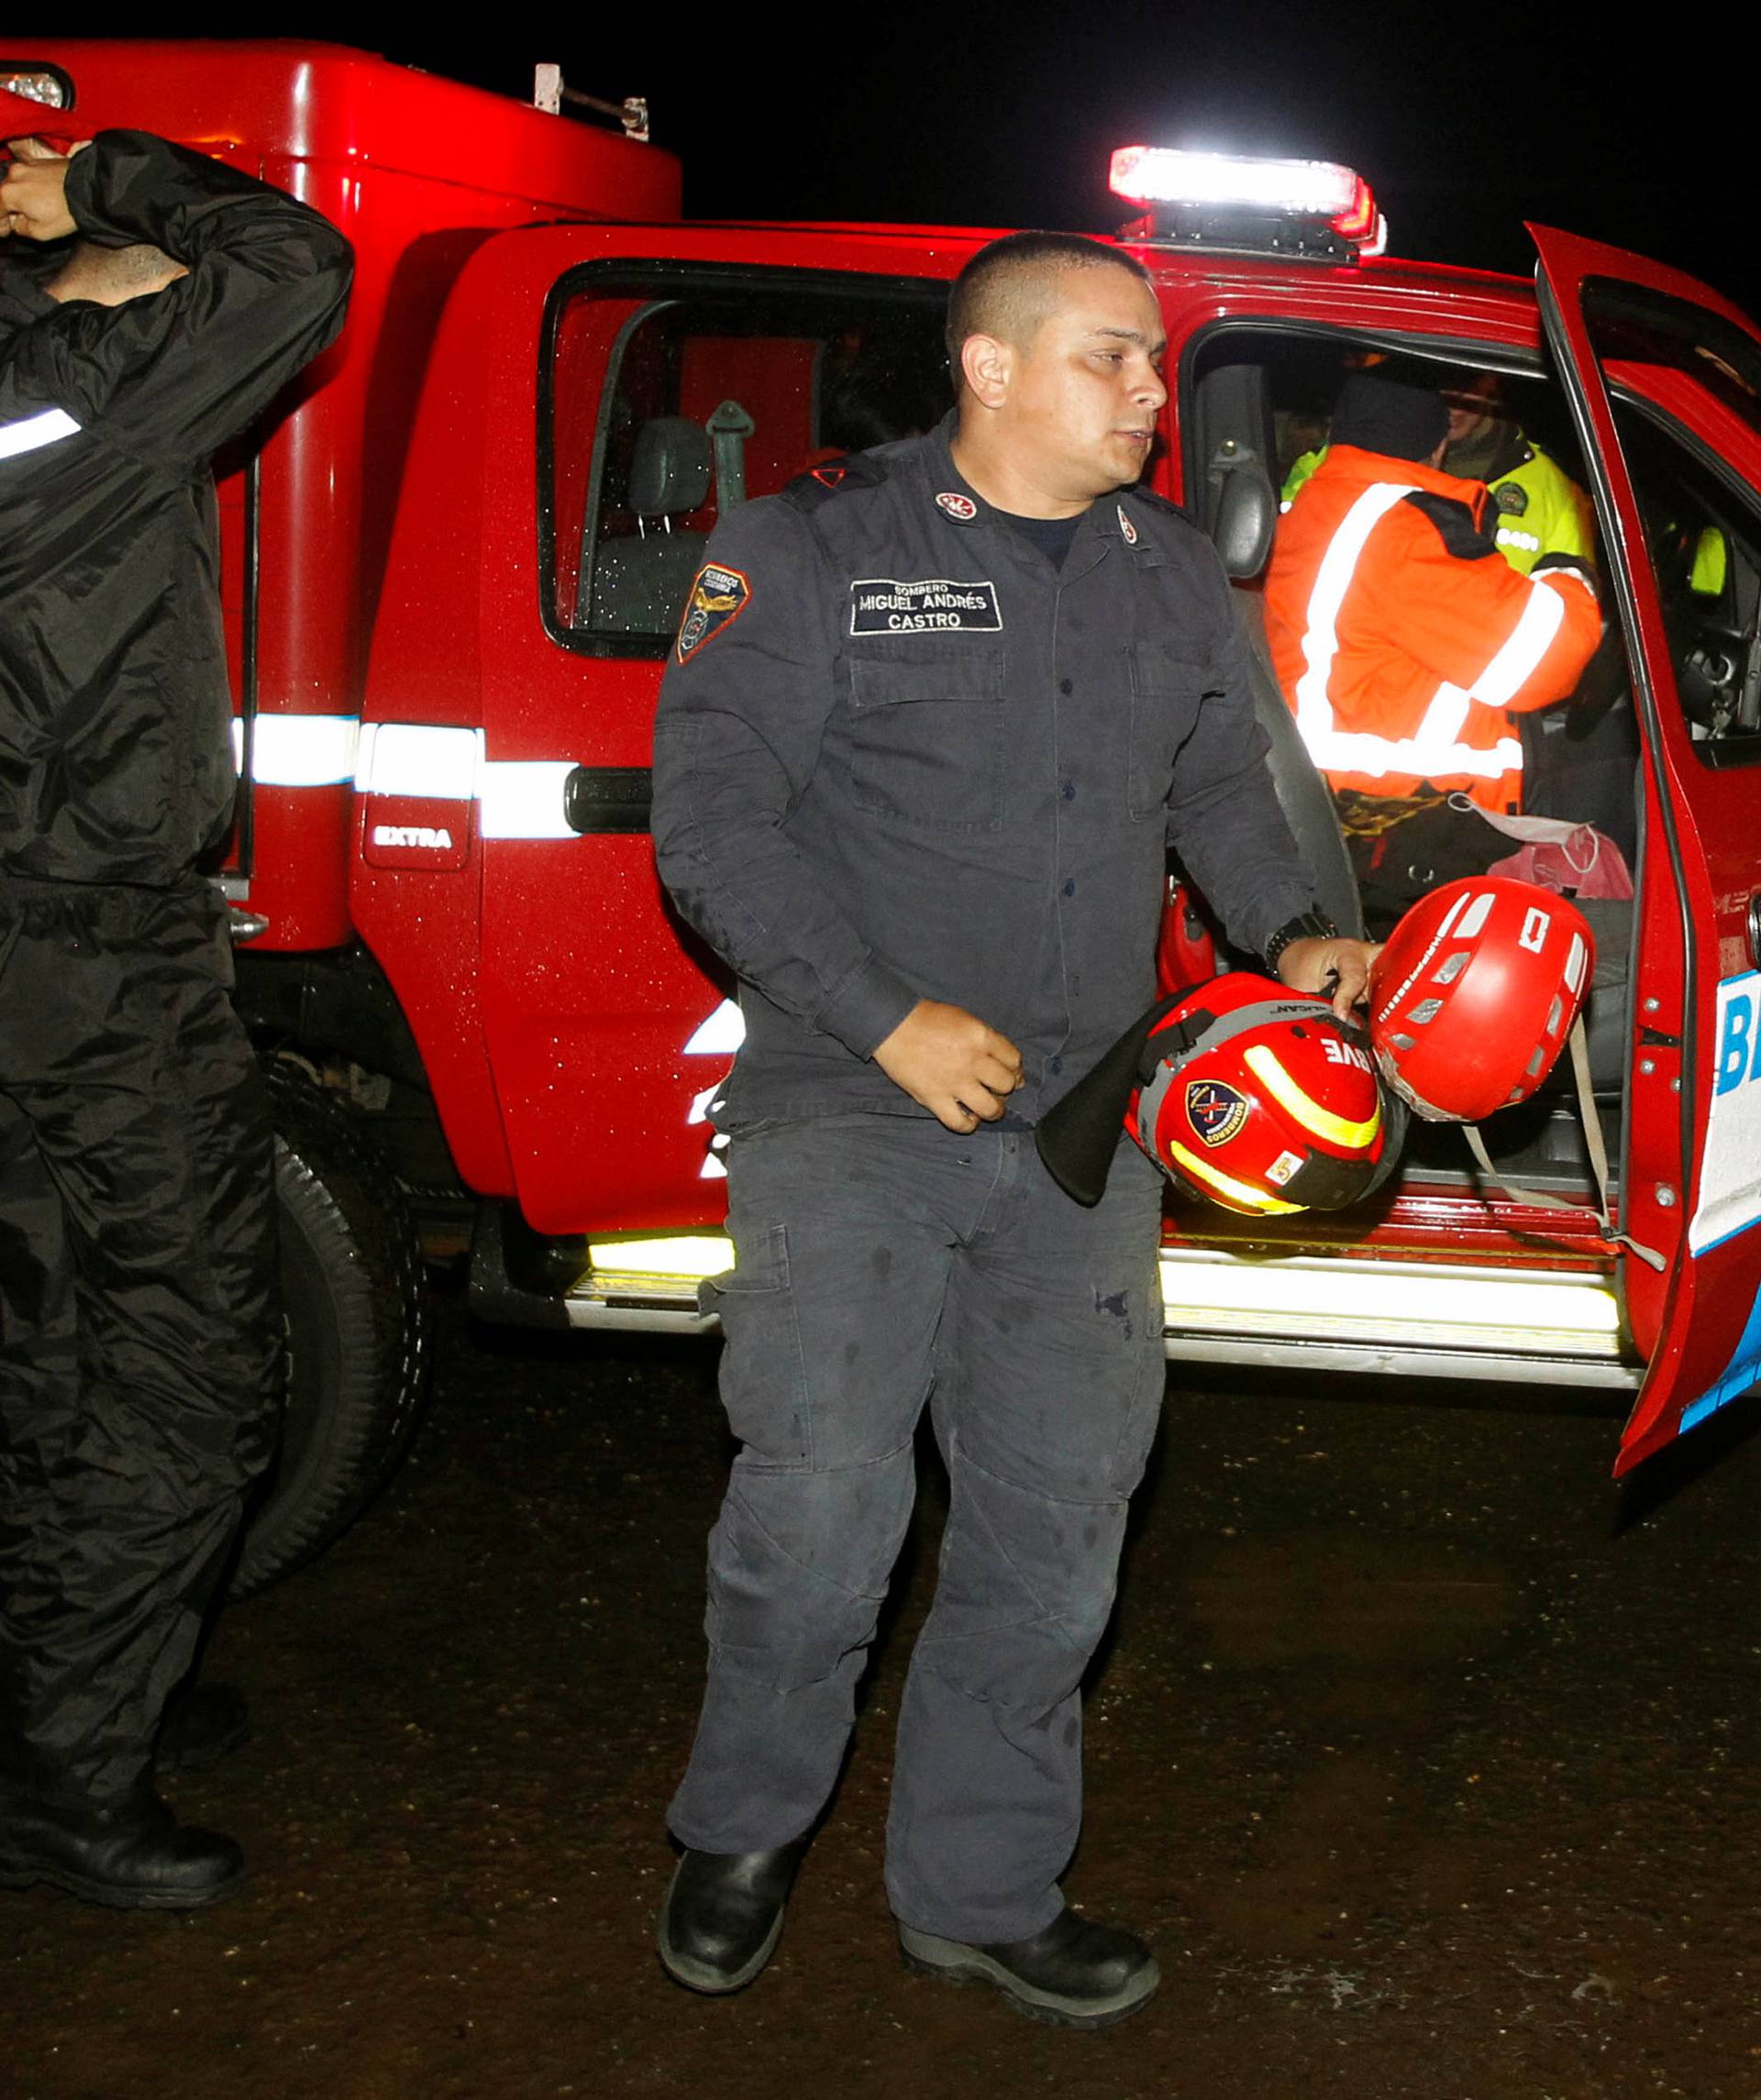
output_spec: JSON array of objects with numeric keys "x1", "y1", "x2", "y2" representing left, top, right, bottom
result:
[
  {"x1": 0, "y1": 1787, "x2": 244, "y2": 1910},
  {"x1": 657, "y1": 1840, "x2": 806, "y2": 1994},
  {"x1": 157, "y1": 1682, "x2": 250, "y2": 1774},
  {"x1": 899, "y1": 1907, "x2": 1160, "y2": 2028}
]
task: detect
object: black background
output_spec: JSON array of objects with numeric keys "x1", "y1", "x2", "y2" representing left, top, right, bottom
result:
[{"x1": 58, "y1": 7, "x2": 1760, "y2": 311}]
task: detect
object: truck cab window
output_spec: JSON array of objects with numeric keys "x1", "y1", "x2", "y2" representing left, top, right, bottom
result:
[{"x1": 544, "y1": 279, "x2": 947, "y2": 655}]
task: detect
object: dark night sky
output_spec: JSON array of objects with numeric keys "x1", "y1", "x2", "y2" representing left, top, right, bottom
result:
[{"x1": 98, "y1": 10, "x2": 1761, "y2": 312}]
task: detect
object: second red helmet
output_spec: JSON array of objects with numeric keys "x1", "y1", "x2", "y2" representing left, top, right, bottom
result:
[{"x1": 1368, "y1": 877, "x2": 1595, "y2": 1122}]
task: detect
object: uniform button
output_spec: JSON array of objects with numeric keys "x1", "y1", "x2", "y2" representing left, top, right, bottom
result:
[
  {"x1": 1049, "y1": 1056, "x2": 1063, "y2": 1075},
  {"x1": 1062, "y1": 879, "x2": 1077, "y2": 897},
  {"x1": 1059, "y1": 678, "x2": 1074, "y2": 696},
  {"x1": 1061, "y1": 780, "x2": 1077, "y2": 801}
]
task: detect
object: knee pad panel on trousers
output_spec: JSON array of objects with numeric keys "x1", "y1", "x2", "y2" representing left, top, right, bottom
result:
[
  {"x1": 703, "y1": 1442, "x2": 915, "y2": 1692},
  {"x1": 915, "y1": 1454, "x2": 1127, "y2": 1712}
]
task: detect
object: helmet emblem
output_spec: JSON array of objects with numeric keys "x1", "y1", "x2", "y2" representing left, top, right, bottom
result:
[{"x1": 1186, "y1": 1078, "x2": 1249, "y2": 1147}]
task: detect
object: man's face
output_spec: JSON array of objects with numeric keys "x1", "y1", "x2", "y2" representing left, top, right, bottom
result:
[
  {"x1": 1445, "y1": 374, "x2": 1501, "y2": 447},
  {"x1": 993, "y1": 266, "x2": 1168, "y2": 502}
]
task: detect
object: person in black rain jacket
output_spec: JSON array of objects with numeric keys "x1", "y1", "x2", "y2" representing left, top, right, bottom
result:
[{"x1": 0, "y1": 129, "x2": 350, "y2": 1909}]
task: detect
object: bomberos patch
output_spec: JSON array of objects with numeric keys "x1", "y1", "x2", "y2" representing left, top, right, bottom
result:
[
  {"x1": 1186, "y1": 1078, "x2": 1248, "y2": 1148},
  {"x1": 677, "y1": 564, "x2": 751, "y2": 661},
  {"x1": 850, "y1": 577, "x2": 1002, "y2": 636}
]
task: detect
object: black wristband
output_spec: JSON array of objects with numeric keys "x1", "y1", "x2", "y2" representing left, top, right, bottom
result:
[{"x1": 1263, "y1": 909, "x2": 1340, "y2": 975}]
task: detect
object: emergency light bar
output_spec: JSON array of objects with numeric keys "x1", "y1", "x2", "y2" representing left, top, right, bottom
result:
[{"x1": 1110, "y1": 146, "x2": 1387, "y2": 262}]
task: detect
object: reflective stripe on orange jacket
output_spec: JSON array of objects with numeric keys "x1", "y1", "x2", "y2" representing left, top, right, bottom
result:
[{"x1": 1264, "y1": 445, "x2": 1602, "y2": 812}]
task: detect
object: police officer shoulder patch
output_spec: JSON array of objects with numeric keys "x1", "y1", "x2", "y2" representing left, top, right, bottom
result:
[
  {"x1": 676, "y1": 563, "x2": 751, "y2": 662},
  {"x1": 1495, "y1": 481, "x2": 1529, "y2": 516}
]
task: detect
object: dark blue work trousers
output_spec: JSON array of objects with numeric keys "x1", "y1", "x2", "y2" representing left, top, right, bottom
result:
[{"x1": 668, "y1": 1112, "x2": 1166, "y2": 1945}]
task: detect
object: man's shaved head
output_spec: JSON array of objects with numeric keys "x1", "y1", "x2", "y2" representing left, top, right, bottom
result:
[{"x1": 945, "y1": 232, "x2": 1152, "y2": 394}]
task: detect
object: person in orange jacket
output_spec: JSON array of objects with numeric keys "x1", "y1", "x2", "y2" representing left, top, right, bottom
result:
[{"x1": 1265, "y1": 374, "x2": 1603, "y2": 923}]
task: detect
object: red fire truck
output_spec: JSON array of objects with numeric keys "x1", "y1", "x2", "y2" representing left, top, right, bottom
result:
[{"x1": 6, "y1": 42, "x2": 1760, "y2": 1590}]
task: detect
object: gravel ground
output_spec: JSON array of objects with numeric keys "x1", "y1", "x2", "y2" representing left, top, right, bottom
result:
[{"x1": 8, "y1": 1283, "x2": 1761, "y2": 2100}]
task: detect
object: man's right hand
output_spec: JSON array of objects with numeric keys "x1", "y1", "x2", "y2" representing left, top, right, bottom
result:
[
  {"x1": 872, "y1": 1000, "x2": 1024, "y2": 1132},
  {"x1": 1, "y1": 138, "x2": 84, "y2": 242}
]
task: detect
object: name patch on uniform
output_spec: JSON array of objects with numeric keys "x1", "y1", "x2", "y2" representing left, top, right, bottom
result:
[
  {"x1": 676, "y1": 564, "x2": 751, "y2": 662},
  {"x1": 1186, "y1": 1078, "x2": 1248, "y2": 1148},
  {"x1": 849, "y1": 577, "x2": 1002, "y2": 636}
]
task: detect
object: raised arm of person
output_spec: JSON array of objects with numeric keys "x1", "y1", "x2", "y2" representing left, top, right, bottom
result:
[{"x1": 0, "y1": 128, "x2": 351, "y2": 464}]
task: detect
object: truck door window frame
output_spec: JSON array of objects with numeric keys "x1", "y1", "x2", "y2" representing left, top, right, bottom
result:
[{"x1": 537, "y1": 261, "x2": 949, "y2": 661}]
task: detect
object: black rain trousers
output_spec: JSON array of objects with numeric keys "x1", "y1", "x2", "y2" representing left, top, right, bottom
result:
[{"x1": 0, "y1": 874, "x2": 280, "y2": 1807}]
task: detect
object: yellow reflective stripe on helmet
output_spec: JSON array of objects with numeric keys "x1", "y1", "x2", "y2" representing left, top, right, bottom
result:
[
  {"x1": 1164, "y1": 1137, "x2": 1305, "y2": 1214},
  {"x1": 1242, "y1": 1044, "x2": 1381, "y2": 1151}
]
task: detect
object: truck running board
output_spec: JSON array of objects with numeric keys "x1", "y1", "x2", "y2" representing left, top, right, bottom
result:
[{"x1": 471, "y1": 1209, "x2": 1641, "y2": 1391}]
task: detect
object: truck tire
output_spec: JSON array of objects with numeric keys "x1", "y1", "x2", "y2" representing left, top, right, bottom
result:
[{"x1": 229, "y1": 1065, "x2": 432, "y2": 1598}]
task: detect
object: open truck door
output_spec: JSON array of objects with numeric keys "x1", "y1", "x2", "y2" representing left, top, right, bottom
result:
[{"x1": 1532, "y1": 226, "x2": 1761, "y2": 1473}]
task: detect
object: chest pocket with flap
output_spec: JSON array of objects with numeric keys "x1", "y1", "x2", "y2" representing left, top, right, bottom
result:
[
  {"x1": 1125, "y1": 641, "x2": 1211, "y2": 822},
  {"x1": 846, "y1": 649, "x2": 1008, "y2": 833}
]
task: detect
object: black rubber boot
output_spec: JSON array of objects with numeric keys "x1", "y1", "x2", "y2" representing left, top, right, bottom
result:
[
  {"x1": 0, "y1": 1788, "x2": 244, "y2": 1910},
  {"x1": 899, "y1": 1907, "x2": 1160, "y2": 2028},
  {"x1": 657, "y1": 1841, "x2": 806, "y2": 1994},
  {"x1": 157, "y1": 1682, "x2": 250, "y2": 1774}
]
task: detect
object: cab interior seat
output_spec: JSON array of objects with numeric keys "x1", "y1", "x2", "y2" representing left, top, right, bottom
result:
[
  {"x1": 587, "y1": 415, "x2": 714, "y2": 635},
  {"x1": 1204, "y1": 462, "x2": 1367, "y2": 945}
]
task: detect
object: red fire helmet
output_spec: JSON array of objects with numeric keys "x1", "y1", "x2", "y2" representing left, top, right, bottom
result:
[
  {"x1": 1037, "y1": 972, "x2": 1397, "y2": 1215},
  {"x1": 1368, "y1": 877, "x2": 1595, "y2": 1122}
]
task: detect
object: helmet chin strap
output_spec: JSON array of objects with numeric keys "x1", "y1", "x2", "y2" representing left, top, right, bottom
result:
[{"x1": 1460, "y1": 1016, "x2": 1667, "y2": 1272}]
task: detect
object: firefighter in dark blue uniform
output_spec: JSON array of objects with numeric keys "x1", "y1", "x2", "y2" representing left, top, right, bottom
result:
[
  {"x1": 0, "y1": 132, "x2": 349, "y2": 1908},
  {"x1": 650, "y1": 233, "x2": 1373, "y2": 2027}
]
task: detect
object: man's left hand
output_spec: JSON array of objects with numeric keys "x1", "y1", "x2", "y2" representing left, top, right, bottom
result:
[
  {"x1": 1276, "y1": 934, "x2": 1379, "y2": 1020},
  {"x1": 1, "y1": 138, "x2": 86, "y2": 242}
]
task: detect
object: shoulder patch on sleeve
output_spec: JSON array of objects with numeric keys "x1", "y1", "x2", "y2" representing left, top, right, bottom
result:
[
  {"x1": 676, "y1": 562, "x2": 751, "y2": 662},
  {"x1": 1402, "y1": 489, "x2": 1498, "y2": 559},
  {"x1": 780, "y1": 451, "x2": 891, "y2": 512}
]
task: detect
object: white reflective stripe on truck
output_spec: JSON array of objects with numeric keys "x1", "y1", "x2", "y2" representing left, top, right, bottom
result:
[
  {"x1": 231, "y1": 714, "x2": 361, "y2": 787},
  {"x1": 227, "y1": 718, "x2": 583, "y2": 837}
]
